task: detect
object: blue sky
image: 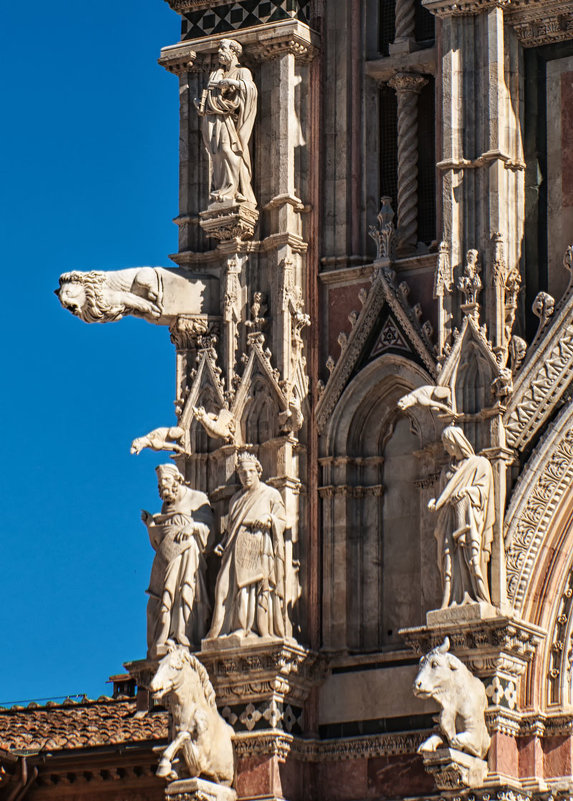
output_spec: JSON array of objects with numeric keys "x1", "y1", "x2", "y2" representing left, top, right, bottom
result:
[{"x1": 1, "y1": 2, "x2": 186, "y2": 702}]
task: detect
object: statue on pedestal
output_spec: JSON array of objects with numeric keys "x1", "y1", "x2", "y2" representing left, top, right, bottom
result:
[
  {"x1": 428, "y1": 426, "x2": 495, "y2": 608},
  {"x1": 142, "y1": 464, "x2": 214, "y2": 658},
  {"x1": 207, "y1": 453, "x2": 287, "y2": 639},
  {"x1": 195, "y1": 39, "x2": 257, "y2": 207}
]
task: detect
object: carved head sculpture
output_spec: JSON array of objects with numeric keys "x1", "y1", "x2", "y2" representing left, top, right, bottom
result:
[
  {"x1": 413, "y1": 637, "x2": 454, "y2": 699},
  {"x1": 156, "y1": 463, "x2": 185, "y2": 503},
  {"x1": 218, "y1": 38, "x2": 242, "y2": 67},
  {"x1": 150, "y1": 640, "x2": 217, "y2": 703},
  {"x1": 236, "y1": 451, "x2": 262, "y2": 490},
  {"x1": 56, "y1": 271, "x2": 125, "y2": 323},
  {"x1": 441, "y1": 425, "x2": 475, "y2": 461}
]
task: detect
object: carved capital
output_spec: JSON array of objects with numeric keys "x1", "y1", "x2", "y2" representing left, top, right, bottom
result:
[
  {"x1": 169, "y1": 316, "x2": 212, "y2": 350},
  {"x1": 388, "y1": 71, "x2": 428, "y2": 94}
]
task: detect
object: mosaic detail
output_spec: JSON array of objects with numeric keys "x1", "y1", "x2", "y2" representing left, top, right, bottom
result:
[
  {"x1": 183, "y1": 0, "x2": 310, "y2": 39},
  {"x1": 220, "y1": 699, "x2": 303, "y2": 734}
]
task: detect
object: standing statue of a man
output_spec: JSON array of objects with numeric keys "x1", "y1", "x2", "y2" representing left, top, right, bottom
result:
[
  {"x1": 207, "y1": 452, "x2": 287, "y2": 639},
  {"x1": 142, "y1": 464, "x2": 214, "y2": 658},
  {"x1": 195, "y1": 38, "x2": 257, "y2": 206},
  {"x1": 428, "y1": 426, "x2": 495, "y2": 608}
]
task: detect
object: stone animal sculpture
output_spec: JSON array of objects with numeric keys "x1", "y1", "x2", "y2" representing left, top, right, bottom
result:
[
  {"x1": 413, "y1": 637, "x2": 490, "y2": 759},
  {"x1": 397, "y1": 385, "x2": 453, "y2": 415},
  {"x1": 149, "y1": 642, "x2": 234, "y2": 784},
  {"x1": 130, "y1": 426, "x2": 187, "y2": 456},
  {"x1": 56, "y1": 267, "x2": 164, "y2": 323},
  {"x1": 191, "y1": 407, "x2": 235, "y2": 443},
  {"x1": 278, "y1": 392, "x2": 304, "y2": 433}
]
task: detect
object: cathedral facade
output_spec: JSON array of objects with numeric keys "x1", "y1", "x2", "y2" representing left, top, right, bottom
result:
[{"x1": 2, "y1": 1, "x2": 573, "y2": 799}]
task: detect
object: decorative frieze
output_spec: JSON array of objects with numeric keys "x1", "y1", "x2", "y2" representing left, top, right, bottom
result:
[{"x1": 177, "y1": 0, "x2": 311, "y2": 41}]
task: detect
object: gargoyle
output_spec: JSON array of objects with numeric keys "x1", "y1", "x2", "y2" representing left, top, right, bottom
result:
[
  {"x1": 397, "y1": 385, "x2": 453, "y2": 416},
  {"x1": 131, "y1": 426, "x2": 188, "y2": 456}
]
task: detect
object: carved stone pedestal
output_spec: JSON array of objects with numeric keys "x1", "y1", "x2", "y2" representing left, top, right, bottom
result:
[
  {"x1": 199, "y1": 638, "x2": 321, "y2": 736},
  {"x1": 199, "y1": 202, "x2": 259, "y2": 241},
  {"x1": 123, "y1": 656, "x2": 160, "y2": 714},
  {"x1": 402, "y1": 611, "x2": 544, "y2": 712},
  {"x1": 165, "y1": 778, "x2": 236, "y2": 801},
  {"x1": 421, "y1": 747, "x2": 489, "y2": 790}
]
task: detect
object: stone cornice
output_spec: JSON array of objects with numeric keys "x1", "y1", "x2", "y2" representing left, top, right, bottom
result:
[
  {"x1": 506, "y1": 0, "x2": 573, "y2": 47},
  {"x1": 422, "y1": 0, "x2": 510, "y2": 17},
  {"x1": 159, "y1": 19, "x2": 319, "y2": 74}
]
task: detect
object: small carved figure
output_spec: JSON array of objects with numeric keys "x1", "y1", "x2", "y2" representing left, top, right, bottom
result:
[
  {"x1": 508, "y1": 336, "x2": 527, "y2": 373},
  {"x1": 192, "y1": 406, "x2": 235, "y2": 443},
  {"x1": 150, "y1": 642, "x2": 234, "y2": 784},
  {"x1": 142, "y1": 465, "x2": 214, "y2": 658},
  {"x1": 207, "y1": 452, "x2": 287, "y2": 639},
  {"x1": 278, "y1": 391, "x2": 304, "y2": 433},
  {"x1": 398, "y1": 385, "x2": 453, "y2": 415},
  {"x1": 195, "y1": 39, "x2": 257, "y2": 206},
  {"x1": 428, "y1": 426, "x2": 495, "y2": 608},
  {"x1": 131, "y1": 426, "x2": 187, "y2": 456},
  {"x1": 414, "y1": 637, "x2": 490, "y2": 759},
  {"x1": 458, "y1": 249, "x2": 482, "y2": 311}
]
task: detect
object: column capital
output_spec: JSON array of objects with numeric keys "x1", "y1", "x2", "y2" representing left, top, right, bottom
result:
[
  {"x1": 388, "y1": 71, "x2": 428, "y2": 94},
  {"x1": 422, "y1": 0, "x2": 510, "y2": 17}
]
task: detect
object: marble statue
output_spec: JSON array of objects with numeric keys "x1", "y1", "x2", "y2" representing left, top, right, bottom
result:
[
  {"x1": 414, "y1": 637, "x2": 490, "y2": 759},
  {"x1": 150, "y1": 642, "x2": 235, "y2": 784},
  {"x1": 191, "y1": 406, "x2": 236, "y2": 443},
  {"x1": 428, "y1": 426, "x2": 495, "y2": 608},
  {"x1": 207, "y1": 452, "x2": 287, "y2": 639},
  {"x1": 196, "y1": 39, "x2": 257, "y2": 206},
  {"x1": 56, "y1": 267, "x2": 217, "y2": 325},
  {"x1": 142, "y1": 465, "x2": 214, "y2": 658}
]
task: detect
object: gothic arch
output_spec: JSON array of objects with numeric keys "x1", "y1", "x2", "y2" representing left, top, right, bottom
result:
[{"x1": 319, "y1": 354, "x2": 440, "y2": 651}]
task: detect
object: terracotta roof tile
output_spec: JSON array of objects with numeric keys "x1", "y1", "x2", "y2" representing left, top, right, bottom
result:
[{"x1": 0, "y1": 699, "x2": 167, "y2": 755}]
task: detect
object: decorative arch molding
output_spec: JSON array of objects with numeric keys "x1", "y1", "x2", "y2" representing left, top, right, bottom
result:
[
  {"x1": 319, "y1": 354, "x2": 441, "y2": 651},
  {"x1": 505, "y1": 400, "x2": 573, "y2": 615},
  {"x1": 321, "y1": 353, "x2": 437, "y2": 457}
]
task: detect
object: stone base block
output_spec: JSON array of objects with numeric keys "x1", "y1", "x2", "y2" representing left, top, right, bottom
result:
[
  {"x1": 421, "y1": 746, "x2": 488, "y2": 790},
  {"x1": 165, "y1": 777, "x2": 236, "y2": 801},
  {"x1": 199, "y1": 202, "x2": 258, "y2": 241},
  {"x1": 426, "y1": 602, "x2": 499, "y2": 627}
]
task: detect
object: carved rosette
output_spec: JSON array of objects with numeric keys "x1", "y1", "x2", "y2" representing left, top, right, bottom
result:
[{"x1": 387, "y1": 72, "x2": 428, "y2": 253}]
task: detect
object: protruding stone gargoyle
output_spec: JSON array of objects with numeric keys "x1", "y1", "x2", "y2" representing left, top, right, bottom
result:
[
  {"x1": 56, "y1": 266, "x2": 217, "y2": 325},
  {"x1": 142, "y1": 465, "x2": 214, "y2": 658},
  {"x1": 131, "y1": 426, "x2": 188, "y2": 456},
  {"x1": 414, "y1": 637, "x2": 490, "y2": 789},
  {"x1": 206, "y1": 452, "x2": 288, "y2": 641},
  {"x1": 428, "y1": 426, "x2": 495, "y2": 609},
  {"x1": 397, "y1": 385, "x2": 454, "y2": 417},
  {"x1": 150, "y1": 642, "x2": 235, "y2": 789}
]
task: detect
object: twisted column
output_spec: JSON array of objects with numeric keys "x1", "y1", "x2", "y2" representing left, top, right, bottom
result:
[
  {"x1": 388, "y1": 72, "x2": 428, "y2": 254},
  {"x1": 394, "y1": 0, "x2": 416, "y2": 42}
]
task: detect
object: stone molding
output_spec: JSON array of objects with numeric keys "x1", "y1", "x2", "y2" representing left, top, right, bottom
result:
[
  {"x1": 316, "y1": 265, "x2": 436, "y2": 432},
  {"x1": 506, "y1": 0, "x2": 573, "y2": 47},
  {"x1": 505, "y1": 403, "x2": 573, "y2": 613},
  {"x1": 232, "y1": 730, "x2": 427, "y2": 762},
  {"x1": 159, "y1": 19, "x2": 319, "y2": 76},
  {"x1": 422, "y1": 0, "x2": 511, "y2": 17},
  {"x1": 199, "y1": 640, "x2": 326, "y2": 710}
]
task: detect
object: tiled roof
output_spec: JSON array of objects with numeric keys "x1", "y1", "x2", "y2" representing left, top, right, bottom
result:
[{"x1": 0, "y1": 698, "x2": 167, "y2": 755}]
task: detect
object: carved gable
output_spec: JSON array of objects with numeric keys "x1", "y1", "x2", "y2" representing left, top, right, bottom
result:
[{"x1": 317, "y1": 266, "x2": 436, "y2": 432}]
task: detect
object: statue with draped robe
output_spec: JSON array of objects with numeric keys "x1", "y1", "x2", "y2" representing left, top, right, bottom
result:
[
  {"x1": 196, "y1": 38, "x2": 257, "y2": 206},
  {"x1": 428, "y1": 426, "x2": 495, "y2": 608}
]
